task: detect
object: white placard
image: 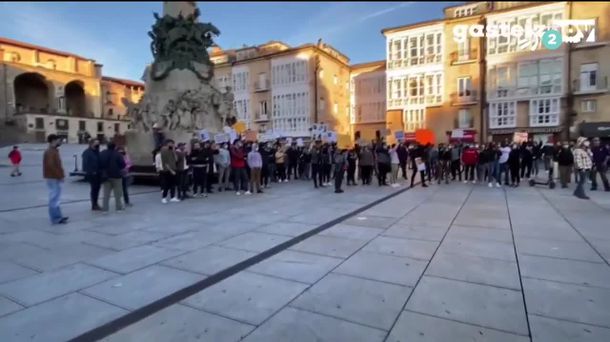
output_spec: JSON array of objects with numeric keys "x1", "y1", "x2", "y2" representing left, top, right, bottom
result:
[
  {"x1": 214, "y1": 133, "x2": 229, "y2": 143},
  {"x1": 199, "y1": 129, "x2": 210, "y2": 142}
]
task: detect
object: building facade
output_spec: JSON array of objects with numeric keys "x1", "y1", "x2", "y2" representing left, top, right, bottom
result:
[
  {"x1": 0, "y1": 37, "x2": 142, "y2": 144},
  {"x1": 349, "y1": 60, "x2": 386, "y2": 142},
  {"x1": 211, "y1": 40, "x2": 351, "y2": 139}
]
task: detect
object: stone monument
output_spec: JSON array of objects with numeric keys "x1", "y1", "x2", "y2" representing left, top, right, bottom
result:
[{"x1": 124, "y1": 1, "x2": 237, "y2": 167}]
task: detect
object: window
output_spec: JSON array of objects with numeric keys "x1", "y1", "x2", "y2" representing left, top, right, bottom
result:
[
  {"x1": 581, "y1": 99, "x2": 597, "y2": 113},
  {"x1": 405, "y1": 108, "x2": 425, "y2": 132},
  {"x1": 489, "y1": 101, "x2": 516, "y2": 128},
  {"x1": 114, "y1": 123, "x2": 120, "y2": 133},
  {"x1": 458, "y1": 109, "x2": 472, "y2": 128},
  {"x1": 457, "y1": 77, "x2": 472, "y2": 98},
  {"x1": 79, "y1": 120, "x2": 86, "y2": 131},
  {"x1": 107, "y1": 108, "x2": 114, "y2": 117},
  {"x1": 97, "y1": 122, "x2": 104, "y2": 132},
  {"x1": 333, "y1": 102, "x2": 338, "y2": 114},
  {"x1": 580, "y1": 63, "x2": 598, "y2": 91},
  {"x1": 35, "y1": 117, "x2": 44, "y2": 129},
  {"x1": 457, "y1": 38, "x2": 470, "y2": 61},
  {"x1": 518, "y1": 62, "x2": 537, "y2": 89},
  {"x1": 530, "y1": 98, "x2": 560, "y2": 126}
]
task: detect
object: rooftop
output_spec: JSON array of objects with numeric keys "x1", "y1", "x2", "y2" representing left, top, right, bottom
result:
[{"x1": 0, "y1": 36, "x2": 95, "y2": 62}]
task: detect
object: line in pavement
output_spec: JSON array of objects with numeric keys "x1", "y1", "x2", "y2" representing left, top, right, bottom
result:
[{"x1": 68, "y1": 185, "x2": 413, "y2": 342}]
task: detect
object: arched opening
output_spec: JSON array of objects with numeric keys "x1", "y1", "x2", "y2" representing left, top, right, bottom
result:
[
  {"x1": 14, "y1": 73, "x2": 51, "y2": 113},
  {"x1": 65, "y1": 80, "x2": 87, "y2": 117}
]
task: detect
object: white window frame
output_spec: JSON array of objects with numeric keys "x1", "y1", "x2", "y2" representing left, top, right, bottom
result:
[
  {"x1": 458, "y1": 109, "x2": 472, "y2": 128},
  {"x1": 457, "y1": 77, "x2": 472, "y2": 98},
  {"x1": 581, "y1": 99, "x2": 597, "y2": 113},
  {"x1": 457, "y1": 38, "x2": 470, "y2": 61},
  {"x1": 489, "y1": 101, "x2": 516, "y2": 128},
  {"x1": 530, "y1": 98, "x2": 560, "y2": 127},
  {"x1": 580, "y1": 63, "x2": 598, "y2": 91},
  {"x1": 405, "y1": 108, "x2": 425, "y2": 132}
]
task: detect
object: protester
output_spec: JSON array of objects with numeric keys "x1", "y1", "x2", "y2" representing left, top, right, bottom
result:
[
  {"x1": 410, "y1": 142, "x2": 428, "y2": 188},
  {"x1": 99, "y1": 142, "x2": 126, "y2": 211},
  {"x1": 188, "y1": 142, "x2": 207, "y2": 197},
  {"x1": 247, "y1": 143, "x2": 263, "y2": 194},
  {"x1": 274, "y1": 144, "x2": 287, "y2": 183},
  {"x1": 175, "y1": 143, "x2": 190, "y2": 200},
  {"x1": 438, "y1": 143, "x2": 451, "y2": 184},
  {"x1": 299, "y1": 146, "x2": 311, "y2": 180},
  {"x1": 532, "y1": 140, "x2": 542, "y2": 176},
  {"x1": 309, "y1": 142, "x2": 322, "y2": 188},
  {"x1": 426, "y1": 143, "x2": 439, "y2": 183},
  {"x1": 508, "y1": 143, "x2": 521, "y2": 187},
  {"x1": 215, "y1": 143, "x2": 231, "y2": 192},
  {"x1": 557, "y1": 142, "x2": 574, "y2": 188},
  {"x1": 498, "y1": 143, "x2": 511, "y2": 186},
  {"x1": 450, "y1": 143, "x2": 462, "y2": 182},
  {"x1": 389, "y1": 144, "x2": 400, "y2": 185},
  {"x1": 8, "y1": 145, "x2": 22, "y2": 177},
  {"x1": 485, "y1": 143, "x2": 499, "y2": 188},
  {"x1": 573, "y1": 137, "x2": 593, "y2": 199},
  {"x1": 347, "y1": 148, "x2": 358, "y2": 186},
  {"x1": 359, "y1": 146, "x2": 374, "y2": 185},
  {"x1": 476, "y1": 144, "x2": 486, "y2": 183},
  {"x1": 590, "y1": 137, "x2": 610, "y2": 191},
  {"x1": 375, "y1": 143, "x2": 391, "y2": 186},
  {"x1": 520, "y1": 143, "x2": 533, "y2": 180},
  {"x1": 397, "y1": 142, "x2": 409, "y2": 180},
  {"x1": 43, "y1": 134, "x2": 68, "y2": 224},
  {"x1": 287, "y1": 143, "x2": 299, "y2": 181},
  {"x1": 260, "y1": 142, "x2": 272, "y2": 188},
  {"x1": 461, "y1": 144, "x2": 479, "y2": 184},
  {"x1": 117, "y1": 146, "x2": 133, "y2": 207},
  {"x1": 82, "y1": 139, "x2": 101, "y2": 210},
  {"x1": 333, "y1": 148, "x2": 348, "y2": 193},
  {"x1": 158, "y1": 140, "x2": 179, "y2": 203},
  {"x1": 230, "y1": 140, "x2": 249, "y2": 195},
  {"x1": 320, "y1": 144, "x2": 332, "y2": 186}
]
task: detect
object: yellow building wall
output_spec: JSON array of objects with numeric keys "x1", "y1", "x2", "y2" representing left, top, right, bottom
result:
[{"x1": 316, "y1": 52, "x2": 351, "y2": 136}]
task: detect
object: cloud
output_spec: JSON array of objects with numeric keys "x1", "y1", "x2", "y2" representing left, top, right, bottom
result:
[
  {"x1": 0, "y1": 2, "x2": 134, "y2": 79},
  {"x1": 359, "y1": 2, "x2": 413, "y2": 21}
]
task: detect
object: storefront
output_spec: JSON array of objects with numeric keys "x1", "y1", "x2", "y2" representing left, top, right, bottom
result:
[
  {"x1": 580, "y1": 122, "x2": 610, "y2": 142},
  {"x1": 447, "y1": 129, "x2": 477, "y2": 144},
  {"x1": 488, "y1": 127, "x2": 563, "y2": 144}
]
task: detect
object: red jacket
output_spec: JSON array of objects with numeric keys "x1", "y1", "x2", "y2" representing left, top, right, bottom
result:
[
  {"x1": 8, "y1": 150, "x2": 22, "y2": 165},
  {"x1": 462, "y1": 148, "x2": 479, "y2": 165},
  {"x1": 230, "y1": 146, "x2": 246, "y2": 168}
]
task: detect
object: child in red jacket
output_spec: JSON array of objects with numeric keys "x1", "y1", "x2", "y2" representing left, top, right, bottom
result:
[
  {"x1": 461, "y1": 145, "x2": 479, "y2": 183},
  {"x1": 8, "y1": 145, "x2": 22, "y2": 177}
]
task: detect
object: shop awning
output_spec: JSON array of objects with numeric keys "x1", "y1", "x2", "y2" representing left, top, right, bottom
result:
[{"x1": 580, "y1": 122, "x2": 610, "y2": 138}]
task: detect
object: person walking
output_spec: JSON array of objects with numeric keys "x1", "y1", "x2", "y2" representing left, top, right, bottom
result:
[
  {"x1": 333, "y1": 148, "x2": 348, "y2": 193},
  {"x1": 573, "y1": 137, "x2": 593, "y2": 199},
  {"x1": 159, "y1": 140, "x2": 180, "y2": 203},
  {"x1": 43, "y1": 134, "x2": 68, "y2": 224},
  {"x1": 215, "y1": 143, "x2": 231, "y2": 192},
  {"x1": 461, "y1": 144, "x2": 479, "y2": 184},
  {"x1": 557, "y1": 143, "x2": 574, "y2": 188},
  {"x1": 410, "y1": 143, "x2": 428, "y2": 188},
  {"x1": 8, "y1": 145, "x2": 22, "y2": 177},
  {"x1": 389, "y1": 144, "x2": 400, "y2": 185},
  {"x1": 247, "y1": 143, "x2": 264, "y2": 194},
  {"x1": 99, "y1": 142, "x2": 126, "y2": 212},
  {"x1": 359, "y1": 146, "x2": 374, "y2": 185},
  {"x1": 508, "y1": 143, "x2": 521, "y2": 187},
  {"x1": 274, "y1": 144, "x2": 287, "y2": 183},
  {"x1": 230, "y1": 140, "x2": 250, "y2": 195},
  {"x1": 117, "y1": 147, "x2": 133, "y2": 207},
  {"x1": 82, "y1": 139, "x2": 102, "y2": 211},
  {"x1": 590, "y1": 137, "x2": 610, "y2": 192},
  {"x1": 346, "y1": 148, "x2": 358, "y2": 186}
]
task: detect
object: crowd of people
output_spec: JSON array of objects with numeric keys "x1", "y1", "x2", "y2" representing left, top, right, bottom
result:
[{"x1": 34, "y1": 132, "x2": 609, "y2": 225}]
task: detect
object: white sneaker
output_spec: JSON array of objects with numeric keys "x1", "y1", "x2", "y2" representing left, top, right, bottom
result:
[
  {"x1": 245, "y1": 191, "x2": 252, "y2": 195},
  {"x1": 472, "y1": 181, "x2": 476, "y2": 184},
  {"x1": 488, "y1": 183, "x2": 493, "y2": 188},
  {"x1": 463, "y1": 180, "x2": 468, "y2": 184},
  {"x1": 162, "y1": 198, "x2": 168, "y2": 204},
  {"x1": 236, "y1": 191, "x2": 241, "y2": 196},
  {"x1": 170, "y1": 197, "x2": 181, "y2": 203},
  {"x1": 496, "y1": 183, "x2": 502, "y2": 188}
]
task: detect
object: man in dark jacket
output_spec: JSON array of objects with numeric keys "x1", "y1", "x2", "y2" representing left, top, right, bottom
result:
[
  {"x1": 333, "y1": 148, "x2": 348, "y2": 193},
  {"x1": 82, "y1": 139, "x2": 102, "y2": 210},
  {"x1": 287, "y1": 144, "x2": 299, "y2": 180},
  {"x1": 99, "y1": 142, "x2": 126, "y2": 212},
  {"x1": 397, "y1": 142, "x2": 409, "y2": 180},
  {"x1": 557, "y1": 143, "x2": 574, "y2": 188}
]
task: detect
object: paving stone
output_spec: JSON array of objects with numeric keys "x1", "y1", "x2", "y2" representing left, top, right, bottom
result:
[
  {"x1": 0, "y1": 263, "x2": 117, "y2": 306},
  {"x1": 426, "y1": 252, "x2": 521, "y2": 290},
  {"x1": 363, "y1": 236, "x2": 438, "y2": 260},
  {"x1": 512, "y1": 225, "x2": 582, "y2": 242},
  {"x1": 446, "y1": 225, "x2": 513, "y2": 243},
  {"x1": 406, "y1": 276, "x2": 528, "y2": 335},
  {"x1": 243, "y1": 306, "x2": 386, "y2": 342},
  {"x1": 218, "y1": 232, "x2": 292, "y2": 253},
  {"x1": 88, "y1": 245, "x2": 184, "y2": 274},
  {"x1": 289, "y1": 235, "x2": 368, "y2": 259},
  {"x1": 515, "y1": 238, "x2": 604, "y2": 263},
  {"x1": 520, "y1": 254, "x2": 610, "y2": 288},
  {"x1": 103, "y1": 304, "x2": 254, "y2": 342},
  {"x1": 248, "y1": 250, "x2": 342, "y2": 284},
  {"x1": 387, "y1": 311, "x2": 529, "y2": 342},
  {"x1": 182, "y1": 271, "x2": 307, "y2": 325},
  {"x1": 382, "y1": 224, "x2": 447, "y2": 242},
  {"x1": 439, "y1": 237, "x2": 516, "y2": 262},
  {"x1": 343, "y1": 215, "x2": 397, "y2": 229},
  {"x1": 529, "y1": 314, "x2": 610, "y2": 342},
  {"x1": 15, "y1": 243, "x2": 114, "y2": 272},
  {"x1": 0, "y1": 261, "x2": 38, "y2": 284},
  {"x1": 318, "y1": 223, "x2": 383, "y2": 241},
  {"x1": 162, "y1": 245, "x2": 256, "y2": 275},
  {"x1": 255, "y1": 221, "x2": 317, "y2": 237},
  {"x1": 154, "y1": 231, "x2": 229, "y2": 251},
  {"x1": 84, "y1": 230, "x2": 172, "y2": 251},
  {"x1": 0, "y1": 292, "x2": 126, "y2": 342},
  {"x1": 291, "y1": 273, "x2": 412, "y2": 330},
  {"x1": 82, "y1": 265, "x2": 202, "y2": 310},
  {"x1": 0, "y1": 242, "x2": 47, "y2": 262},
  {"x1": 523, "y1": 278, "x2": 610, "y2": 328},
  {"x1": 0, "y1": 296, "x2": 23, "y2": 317},
  {"x1": 453, "y1": 216, "x2": 511, "y2": 229},
  {"x1": 335, "y1": 250, "x2": 427, "y2": 286}
]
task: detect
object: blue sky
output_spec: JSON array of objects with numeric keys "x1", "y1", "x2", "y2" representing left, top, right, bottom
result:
[{"x1": 0, "y1": 1, "x2": 459, "y2": 81}]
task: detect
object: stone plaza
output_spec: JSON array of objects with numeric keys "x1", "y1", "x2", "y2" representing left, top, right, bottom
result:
[{"x1": 0, "y1": 144, "x2": 609, "y2": 341}]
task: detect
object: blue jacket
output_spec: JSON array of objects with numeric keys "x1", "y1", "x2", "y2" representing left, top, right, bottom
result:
[
  {"x1": 99, "y1": 148, "x2": 126, "y2": 179},
  {"x1": 82, "y1": 147, "x2": 100, "y2": 175}
]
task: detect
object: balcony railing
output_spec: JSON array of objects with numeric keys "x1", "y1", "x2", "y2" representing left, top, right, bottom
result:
[
  {"x1": 572, "y1": 76, "x2": 608, "y2": 95},
  {"x1": 450, "y1": 90, "x2": 478, "y2": 105},
  {"x1": 254, "y1": 79, "x2": 270, "y2": 92},
  {"x1": 450, "y1": 48, "x2": 478, "y2": 64},
  {"x1": 254, "y1": 112, "x2": 270, "y2": 122}
]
